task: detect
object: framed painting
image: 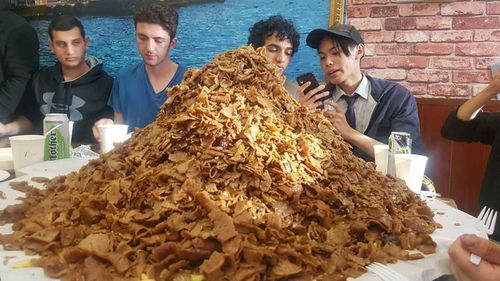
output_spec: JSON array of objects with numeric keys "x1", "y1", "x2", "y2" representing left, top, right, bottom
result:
[
  {"x1": 329, "y1": 0, "x2": 346, "y2": 27},
  {"x1": 27, "y1": 0, "x2": 334, "y2": 80}
]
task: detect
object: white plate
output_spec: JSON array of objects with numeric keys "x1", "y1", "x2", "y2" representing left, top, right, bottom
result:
[
  {"x1": 0, "y1": 170, "x2": 10, "y2": 182},
  {"x1": 0, "y1": 148, "x2": 13, "y2": 170},
  {"x1": 0, "y1": 171, "x2": 483, "y2": 281},
  {"x1": 17, "y1": 158, "x2": 91, "y2": 178}
]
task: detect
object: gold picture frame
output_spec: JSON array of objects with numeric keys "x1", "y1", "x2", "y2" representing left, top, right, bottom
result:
[
  {"x1": 395, "y1": 0, "x2": 455, "y2": 2},
  {"x1": 329, "y1": 0, "x2": 346, "y2": 28}
]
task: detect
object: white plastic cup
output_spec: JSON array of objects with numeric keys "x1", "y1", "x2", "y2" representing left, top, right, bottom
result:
[
  {"x1": 97, "y1": 124, "x2": 129, "y2": 153},
  {"x1": 8, "y1": 135, "x2": 45, "y2": 177},
  {"x1": 373, "y1": 144, "x2": 389, "y2": 174},
  {"x1": 394, "y1": 154, "x2": 428, "y2": 194},
  {"x1": 69, "y1": 120, "x2": 74, "y2": 145}
]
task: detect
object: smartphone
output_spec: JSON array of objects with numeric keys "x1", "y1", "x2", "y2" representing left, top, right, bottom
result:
[{"x1": 296, "y1": 72, "x2": 332, "y2": 102}]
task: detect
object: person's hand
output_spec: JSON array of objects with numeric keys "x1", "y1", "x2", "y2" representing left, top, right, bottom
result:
[
  {"x1": 323, "y1": 101, "x2": 357, "y2": 139},
  {"x1": 448, "y1": 234, "x2": 500, "y2": 281},
  {"x1": 92, "y1": 118, "x2": 114, "y2": 141},
  {"x1": 297, "y1": 82, "x2": 330, "y2": 109}
]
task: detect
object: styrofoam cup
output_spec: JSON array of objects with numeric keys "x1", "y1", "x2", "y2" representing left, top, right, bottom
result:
[
  {"x1": 98, "y1": 124, "x2": 129, "y2": 153},
  {"x1": 373, "y1": 144, "x2": 389, "y2": 174},
  {"x1": 8, "y1": 135, "x2": 45, "y2": 177},
  {"x1": 69, "y1": 120, "x2": 74, "y2": 145},
  {"x1": 394, "y1": 154, "x2": 428, "y2": 194}
]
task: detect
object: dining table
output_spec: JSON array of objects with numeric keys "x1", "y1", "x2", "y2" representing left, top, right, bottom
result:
[{"x1": 0, "y1": 158, "x2": 482, "y2": 281}]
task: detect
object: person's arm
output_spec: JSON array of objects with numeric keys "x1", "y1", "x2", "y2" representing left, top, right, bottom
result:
[
  {"x1": 448, "y1": 234, "x2": 500, "y2": 281},
  {"x1": 93, "y1": 75, "x2": 125, "y2": 140},
  {"x1": 0, "y1": 116, "x2": 33, "y2": 137},
  {"x1": 456, "y1": 73, "x2": 500, "y2": 121},
  {"x1": 441, "y1": 74, "x2": 500, "y2": 145},
  {"x1": 323, "y1": 101, "x2": 383, "y2": 158},
  {"x1": 113, "y1": 112, "x2": 124, "y2": 124},
  {"x1": 0, "y1": 24, "x2": 39, "y2": 122}
]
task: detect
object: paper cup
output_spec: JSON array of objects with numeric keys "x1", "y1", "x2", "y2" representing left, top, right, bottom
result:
[
  {"x1": 98, "y1": 124, "x2": 129, "y2": 153},
  {"x1": 394, "y1": 154, "x2": 428, "y2": 194},
  {"x1": 373, "y1": 144, "x2": 389, "y2": 174},
  {"x1": 69, "y1": 120, "x2": 74, "y2": 145},
  {"x1": 8, "y1": 135, "x2": 45, "y2": 177}
]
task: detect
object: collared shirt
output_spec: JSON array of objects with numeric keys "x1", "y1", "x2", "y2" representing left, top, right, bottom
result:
[{"x1": 325, "y1": 75, "x2": 376, "y2": 133}]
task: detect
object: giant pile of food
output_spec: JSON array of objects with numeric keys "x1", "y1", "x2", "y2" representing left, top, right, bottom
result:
[{"x1": 0, "y1": 46, "x2": 438, "y2": 281}]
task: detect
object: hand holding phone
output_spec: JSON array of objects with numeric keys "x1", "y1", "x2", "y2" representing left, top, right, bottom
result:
[{"x1": 296, "y1": 72, "x2": 333, "y2": 103}]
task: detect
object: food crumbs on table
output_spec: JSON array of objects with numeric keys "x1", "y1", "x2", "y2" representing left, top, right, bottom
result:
[
  {"x1": 0, "y1": 46, "x2": 440, "y2": 281},
  {"x1": 31, "y1": 177, "x2": 50, "y2": 183}
]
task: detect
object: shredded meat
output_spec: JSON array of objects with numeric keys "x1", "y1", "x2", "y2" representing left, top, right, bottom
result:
[{"x1": 0, "y1": 46, "x2": 438, "y2": 280}]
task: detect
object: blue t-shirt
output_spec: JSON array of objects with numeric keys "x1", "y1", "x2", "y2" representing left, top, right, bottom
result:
[{"x1": 108, "y1": 62, "x2": 186, "y2": 130}]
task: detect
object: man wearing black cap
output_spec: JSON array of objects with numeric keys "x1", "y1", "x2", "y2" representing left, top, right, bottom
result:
[{"x1": 299, "y1": 24, "x2": 423, "y2": 161}]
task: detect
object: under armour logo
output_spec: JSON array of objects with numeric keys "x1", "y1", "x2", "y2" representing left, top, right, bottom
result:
[{"x1": 40, "y1": 92, "x2": 85, "y2": 121}]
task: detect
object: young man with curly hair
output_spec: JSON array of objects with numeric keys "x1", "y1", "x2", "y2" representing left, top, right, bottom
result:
[
  {"x1": 93, "y1": 2, "x2": 186, "y2": 138},
  {"x1": 247, "y1": 15, "x2": 300, "y2": 97}
]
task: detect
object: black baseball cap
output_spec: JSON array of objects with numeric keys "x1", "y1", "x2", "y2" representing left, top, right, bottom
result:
[{"x1": 306, "y1": 24, "x2": 364, "y2": 49}]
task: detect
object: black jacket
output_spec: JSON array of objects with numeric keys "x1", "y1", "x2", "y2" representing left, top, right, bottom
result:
[
  {"x1": 0, "y1": 1, "x2": 39, "y2": 123},
  {"x1": 22, "y1": 56, "x2": 113, "y2": 144},
  {"x1": 441, "y1": 109, "x2": 500, "y2": 241},
  {"x1": 355, "y1": 75, "x2": 424, "y2": 161}
]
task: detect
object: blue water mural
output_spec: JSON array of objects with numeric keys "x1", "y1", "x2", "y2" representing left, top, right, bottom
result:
[{"x1": 30, "y1": 0, "x2": 330, "y2": 81}]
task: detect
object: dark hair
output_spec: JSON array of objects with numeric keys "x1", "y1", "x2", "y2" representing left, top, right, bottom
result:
[
  {"x1": 48, "y1": 15, "x2": 85, "y2": 40},
  {"x1": 324, "y1": 35, "x2": 358, "y2": 57},
  {"x1": 134, "y1": 2, "x2": 179, "y2": 38},
  {"x1": 247, "y1": 15, "x2": 300, "y2": 56}
]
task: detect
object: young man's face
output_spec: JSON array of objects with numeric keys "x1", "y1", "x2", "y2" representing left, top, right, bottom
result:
[
  {"x1": 263, "y1": 33, "x2": 293, "y2": 75},
  {"x1": 49, "y1": 27, "x2": 88, "y2": 69},
  {"x1": 135, "y1": 22, "x2": 176, "y2": 67},
  {"x1": 318, "y1": 37, "x2": 363, "y2": 85}
]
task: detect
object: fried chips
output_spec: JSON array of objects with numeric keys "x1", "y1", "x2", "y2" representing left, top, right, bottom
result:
[{"x1": 0, "y1": 46, "x2": 438, "y2": 281}]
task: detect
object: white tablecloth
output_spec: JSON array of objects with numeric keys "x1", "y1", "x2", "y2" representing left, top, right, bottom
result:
[{"x1": 0, "y1": 159, "x2": 483, "y2": 281}]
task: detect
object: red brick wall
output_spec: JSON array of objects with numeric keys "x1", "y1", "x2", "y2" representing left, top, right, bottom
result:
[{"x1": 346, "y1": 0, "x2": 500, "y2": 98}]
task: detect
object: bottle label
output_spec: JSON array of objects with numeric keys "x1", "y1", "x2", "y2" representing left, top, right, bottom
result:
[{"x1": 43, "y1": 121, "x2": 70, "y2": 160}]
